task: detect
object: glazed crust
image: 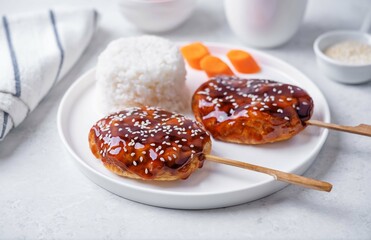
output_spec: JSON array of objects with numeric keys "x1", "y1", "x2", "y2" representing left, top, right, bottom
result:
[
  {"x1": 89, "y1": 106, "x2": 211, "y2": 180},
  {"x1": 192, "y1": 76, "x2": 314, "y2": 144}
]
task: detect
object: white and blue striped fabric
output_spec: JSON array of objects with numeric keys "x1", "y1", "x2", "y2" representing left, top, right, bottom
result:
[{"x1": 0, "y1": 8, "x2": 98, "y2": 140}]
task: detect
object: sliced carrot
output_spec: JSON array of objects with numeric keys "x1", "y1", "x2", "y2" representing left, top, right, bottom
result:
[
  {"x1": 180, "y1": 42, "x2": 209, "y2": 70},
  {"x1": 200, "y1": 55, "x2": 234, "y2": 78},
  {"x1": 227, "y1": 50, "x2": 260, "y2": 74}
]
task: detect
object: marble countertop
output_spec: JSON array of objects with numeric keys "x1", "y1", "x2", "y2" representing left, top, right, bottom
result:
[{"x1": 1, "y1": 0, "x2": 370, "y2": 239}]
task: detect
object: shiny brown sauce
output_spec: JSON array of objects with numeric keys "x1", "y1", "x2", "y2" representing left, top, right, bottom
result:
[
  {"x1": 192, "y1": 76, "x2": 314, "y2": 144},
  {"x1": 89, "y1": 106, "x2": 211, "y2": 180}
]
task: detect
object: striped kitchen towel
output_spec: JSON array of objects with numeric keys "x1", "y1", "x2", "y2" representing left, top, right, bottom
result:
[{"x1": 0, "y1": 8, "x2": 98, "y2": 140}]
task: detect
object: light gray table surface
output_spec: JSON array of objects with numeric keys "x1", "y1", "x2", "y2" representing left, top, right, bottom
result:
[{"x1": 1, "y1": 0, "x2": 370, "y2": 239}]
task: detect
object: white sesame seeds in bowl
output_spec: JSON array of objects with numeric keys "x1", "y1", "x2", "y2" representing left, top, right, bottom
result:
[{"x1": 314, "y1": 31, "x2": 371, "y2": 84}]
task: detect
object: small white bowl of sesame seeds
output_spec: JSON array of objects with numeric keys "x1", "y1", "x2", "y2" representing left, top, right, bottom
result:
[
  {"x1": 313, "y1": 11, "x2": 371, "y2": 84},
  {"x1": 314, "y1": 31, "x2": 371, "y2": 84}
]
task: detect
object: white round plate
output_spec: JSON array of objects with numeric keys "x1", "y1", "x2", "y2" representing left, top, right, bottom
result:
[{"x1": 58, "y1": 42, "x2": 330, "y2": 209}]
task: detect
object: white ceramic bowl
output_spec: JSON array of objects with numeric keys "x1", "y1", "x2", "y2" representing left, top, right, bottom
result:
[
  {"x1": 313, "y1": 31, "x2": 371, "y2": 84},
  {"x1": 118, "y1": 0, "x2": 197, "y2": 33}
]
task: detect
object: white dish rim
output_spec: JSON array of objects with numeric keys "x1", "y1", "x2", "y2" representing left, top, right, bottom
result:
[{"x1": 57, "y1": 42, "x2": 331, "y2": 199}]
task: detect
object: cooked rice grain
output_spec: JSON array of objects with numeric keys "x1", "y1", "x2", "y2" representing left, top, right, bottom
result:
[{"x1": 96, "y1": 36, "x2": 189, "y2": 114}]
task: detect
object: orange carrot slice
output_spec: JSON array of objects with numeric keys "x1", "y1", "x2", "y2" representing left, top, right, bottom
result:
[
  {"x1": 180, "y1": 42, "x2": 209, "y2": 70},
  {"x1": 200, "y1": 55, "x2": 234, "y2": 78},
  {"x1": 227, "y1": 50, "x2": 260, "y2": 74}
]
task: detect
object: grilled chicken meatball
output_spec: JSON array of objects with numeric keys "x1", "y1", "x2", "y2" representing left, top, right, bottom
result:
[
  {"x1": 89, "y1": 106, "x2": 211, "y2": 180},
  {"x1": 192, "y1": 76, "x2": 313, "y2": 144}
]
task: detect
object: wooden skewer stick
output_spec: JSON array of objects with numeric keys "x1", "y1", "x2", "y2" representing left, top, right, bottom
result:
[
  {"x1": 306, "y1": 120, "x2": 371, "y2": 137},
  {"x1": 205, "y1": 154, "x2": 332, "y2": 192}
]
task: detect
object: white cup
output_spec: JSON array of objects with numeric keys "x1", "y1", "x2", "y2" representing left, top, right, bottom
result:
[{"x1": 224, "y1": 0, "x2": 307, "y2": 48}]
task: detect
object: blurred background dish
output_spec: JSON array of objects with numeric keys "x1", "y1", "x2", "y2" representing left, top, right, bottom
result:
[
  {"x1": 313, "y1": 10, "x2": 371, "y2": 84},
  {"x1": 224, "y1": 0, "x2": 307, "y2": 48},
  {"x1": 118, "y1": 0, "x2": 197, "y2": 33}
]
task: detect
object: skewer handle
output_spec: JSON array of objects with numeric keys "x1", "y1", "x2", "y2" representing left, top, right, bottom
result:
[
  {"x1": 205, "y1": 155, "x2": 332, "y2": 192},
  {"x1": 306, "y1": 120, "x2": 371, "y2": 137}
]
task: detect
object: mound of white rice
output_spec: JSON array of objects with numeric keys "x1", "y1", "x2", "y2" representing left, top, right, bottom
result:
[{"x1": 96, "y1": 35, "x2": 189, "y2": 114}]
